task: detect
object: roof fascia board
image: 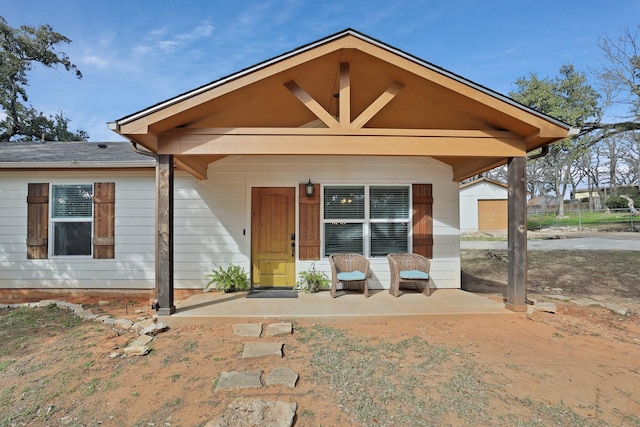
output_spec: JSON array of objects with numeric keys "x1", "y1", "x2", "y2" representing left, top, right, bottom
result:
[{"x1": 0, "y1": 161, "x2": 155, "y2": 169}]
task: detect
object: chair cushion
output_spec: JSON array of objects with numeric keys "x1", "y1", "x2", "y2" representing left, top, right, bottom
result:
[
  {"x1": 399, "y1": 270, "x2": 429, "y2": 280},
  {"x1": 337, "y1": 271, "x2": 366, "y2": 281}
]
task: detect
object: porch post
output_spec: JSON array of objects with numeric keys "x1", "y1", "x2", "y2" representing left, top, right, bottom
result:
[
  {"x1": 506, "y1": 156, "x2": 528, "y2": 312},
  {"x1": 156, "y1": 154, "x2": 175, "y2": 315}
]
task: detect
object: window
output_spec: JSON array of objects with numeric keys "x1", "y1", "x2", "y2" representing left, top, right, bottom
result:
[
  {"x1": 51, "y1": 184, "x2": 93, "y2": 256},
  {"x1": 27, "y1": 182, "x2": 115, "y2": 260},
  {"x1": 323, "y1": 185, "x2": 410, "y2": 257}
]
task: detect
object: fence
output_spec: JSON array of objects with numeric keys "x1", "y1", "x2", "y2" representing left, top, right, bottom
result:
[{"x1": 527, "y1": 208, "x2": 637, "y2": 232}]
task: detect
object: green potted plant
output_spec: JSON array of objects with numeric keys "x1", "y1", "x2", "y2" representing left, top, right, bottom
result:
[
  {"x1": 205, "y1": 263, "x2": 250, "y2": 293},
  {"x1": 294, "y1": 263, "x2": 330, "y2": 293}
]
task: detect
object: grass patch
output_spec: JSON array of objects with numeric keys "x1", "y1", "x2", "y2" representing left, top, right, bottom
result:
[
  {"x1": 296, "y1": 325, "x2": 598, "y2": 426},
  {"x1": 528, "y1": 211, "x2": 636, "y2": 231}
]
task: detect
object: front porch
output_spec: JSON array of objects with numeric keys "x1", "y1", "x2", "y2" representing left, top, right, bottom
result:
[{"x1": 160, "y1": 289, "x2": 512, "y2": 326}]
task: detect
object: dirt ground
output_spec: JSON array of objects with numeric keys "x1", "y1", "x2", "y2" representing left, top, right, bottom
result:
[{"x1": 1, "y1": 250, "x2": 639, "y2": 426}]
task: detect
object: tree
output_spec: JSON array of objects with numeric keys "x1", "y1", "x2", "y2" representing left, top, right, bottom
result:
[
  {"x1": 510, "y1": 65, "x2": 601, "y2": 217},
  {"x1": 581, "y1": 26, "x2": 640, "y2": 141},
  {"x1": 0, "y1": 17, "x2": 87, "y2": 141}
]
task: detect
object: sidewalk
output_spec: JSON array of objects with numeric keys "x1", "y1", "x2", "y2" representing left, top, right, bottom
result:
[{"x1": 461, "y1": 231, "x2": 640, "y2": 251}]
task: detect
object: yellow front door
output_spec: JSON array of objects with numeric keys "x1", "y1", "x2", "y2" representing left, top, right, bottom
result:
[{"x1": 251, "y1": 187, "x2": 296, "y2": 287}]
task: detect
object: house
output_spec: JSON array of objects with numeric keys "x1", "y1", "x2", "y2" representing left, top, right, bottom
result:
[
  {"x1": 459, "y1": 178, "x2": 508, "y2": 233},
  {"x1": 527, "y1": 194, "x2": 562, "y2": 214},
  {"x1": 0, "y1": 29, "x2": 573, "y2": 313}
]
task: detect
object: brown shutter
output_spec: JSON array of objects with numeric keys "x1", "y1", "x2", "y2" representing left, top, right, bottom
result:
[
  {"x1": 93, "y1": 182, "x2": 115, "y2": 259},
  {"x1": 412, "y1": 184, "x2": 433, "y2": 259},
  {"x1": 299, "y1": 183, "x2": 320, "y2": 260},
  {"x1": 26, "y1": 183, "x2": 49, "y2": 259}
]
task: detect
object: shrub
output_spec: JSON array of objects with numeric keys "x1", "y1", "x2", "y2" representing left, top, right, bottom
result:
[{"x1": 205, "y1": 263, "x2": 250, "y2": 292}]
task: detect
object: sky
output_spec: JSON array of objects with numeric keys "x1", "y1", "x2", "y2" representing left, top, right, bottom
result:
[{"x1": 2, "y1": 0, "x2": 639, "y2": 142}]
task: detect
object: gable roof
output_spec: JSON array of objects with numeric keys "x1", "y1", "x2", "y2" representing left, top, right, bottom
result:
[
  {"x1": 115, "y1": 29, "x2": 571, "y2": 132},
  {"x1": 460, "y1": 177, "x2": 509, "y2": 190},
  {"x1": 110, "y1": 28, "x2": 574, "y2": 181},
  {"x1": 0, "y1": 141, "x2": 155, "y2": 169}
]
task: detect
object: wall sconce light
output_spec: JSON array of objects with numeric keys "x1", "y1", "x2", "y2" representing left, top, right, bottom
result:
[{"x1": 305, "y1": 179, "x2": 314, "y2": 197}]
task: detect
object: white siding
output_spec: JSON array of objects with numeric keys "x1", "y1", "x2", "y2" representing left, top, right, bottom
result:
[
  {"x1": 0, "y1": 170, "x2": 156, "y2": 290},
  {"x1": 459, "y1": 181, "x2": 508, "y2": 232},
  {"x1": 1, "y1": 155, "x2": 463, "y2": 292},
  {"x1": 173, "y1": 155, "x2": 461, "y2": 290}
]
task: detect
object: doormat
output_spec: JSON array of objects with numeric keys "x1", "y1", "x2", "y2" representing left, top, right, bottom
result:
[{"x1": 246, "y1": 289, "x2": 298, "y2": 299}]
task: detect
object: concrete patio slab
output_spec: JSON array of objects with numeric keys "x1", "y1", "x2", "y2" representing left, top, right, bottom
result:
[{"x1": 160, "y1": 289, "x2": 512, "y2": 326}]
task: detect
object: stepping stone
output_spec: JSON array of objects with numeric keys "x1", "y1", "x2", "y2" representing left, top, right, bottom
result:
[
  {"x1": 527, "y1": 302, "x2": 557, "y2": 314},
  {"x1": 242, "y1": 342, "x2": 283, "y2": 359},
  {"x1": 266, "y1": 367, "x2": 299, "y2": 388},
  {"x1": 207, "y1": 398, "x2": 296, "y2": 427},
  {"x1": 216, "y1": 370, "x2": 263, "y2": 390},
  {"x1": 129, "y1": 335, "x2": 154, "y2": 347},
  {"x1": 233, "y1": 323, "x2": 263, "y2": 337},
  {"x1": 265, "y1": 322, "x2": 292, "y2": 336}
]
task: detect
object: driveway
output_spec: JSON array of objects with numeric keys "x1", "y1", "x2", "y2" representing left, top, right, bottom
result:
[{"x1": 460, "y1": 231, "x2": 640, "y2": 251}]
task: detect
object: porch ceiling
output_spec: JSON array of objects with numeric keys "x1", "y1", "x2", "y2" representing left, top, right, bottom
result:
[{"x1": 113, "y1": 30, "x2": 571, "y2": 181}]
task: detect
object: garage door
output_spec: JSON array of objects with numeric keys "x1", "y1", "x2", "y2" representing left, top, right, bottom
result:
[{"x1": 478, "y1": 199, "x2": 508, "y2": 231}]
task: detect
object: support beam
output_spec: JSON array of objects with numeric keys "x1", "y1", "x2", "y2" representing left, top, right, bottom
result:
[
  {"x1": 339, "y1": 62, "x2": 350, "y2": 127},
  {"x1": 284, "y1": 81, "x2": 339, "y2": 128},
  {"x1": 158, "y1": 131, "x2": 526, "y2": 157},
  {"x1": 351, "y1": 82, "x2": 404, "y2": 129},
  {"x1": 156, "y1": 154, "x2": 175, "y2": 315},
  {"x1": 506, "y1": 156, "x2": 527, "y2": 312}
]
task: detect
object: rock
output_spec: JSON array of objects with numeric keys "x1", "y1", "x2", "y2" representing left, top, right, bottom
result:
[
  {"x1": 544, "y1": 294, "x2": 571, "y2": 302},
  {"x1": 98, "y1": 300, "x2": 110, "y2": 306},
  {"x1": 130, "y1": 335, "x2": 154, "y2": 347},
  {"x1": 206, "y1": 398, "x2": 296, "y2": 427},
  {"x1": 37, "y1": 300, "x2": 61, "y2": 307},
  {"x1": 233, "y1": 323, "x2": 263, "y2": 337},
  {"x1": 76, "y1": 309, "x2": 96, "y2": 320},
  {"x1": 551, "y1": 288, "x2": 563, "y2": 293},
  {"x1": 596, "y1": 302, "x2": 629, "y2": 316},
  {"x1": 216, "y1": 371, "x2": 263, "y2": 390},
  {"x1": 113, "y1": 319, "x2": 134, "y2": 331},
  {"x1": 265, "y1": 367, "x2": 298, "y2": 388},
  {"x1": 526, "y1": 302, "x2": 556, "y2": 315},
  {"x1": 242, "y1": 342, "x2": 283, "y2": 359},
  {"x1": 123, "y1": 345, "x2": 150, "y2": 356},
  {"x1": 131, "y1": 318, "x2": 155, "y2": 332},
  {"x1": 141, "y1": 321, "x2": 168, "y2": 336},
  {"x1": 571, "y1": 298, "x2": 600, "y2": 307},
  {"x1": 265, "y1": 323, "x2": 292, "y2": 336}
]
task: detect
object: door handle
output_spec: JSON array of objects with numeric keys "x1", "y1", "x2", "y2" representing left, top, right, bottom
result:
[
  {"x1": 290, "y1": 233, "x2": 295, "y2": 240},
  {"x1": 291, "y1": 242, "x2": 295, "y2": 257}
]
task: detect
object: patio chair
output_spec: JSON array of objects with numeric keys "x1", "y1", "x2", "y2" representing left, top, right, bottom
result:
[
  {"x1": 328, "y1": 253, "x2": 370, "y2": 298},
  {"x1": 387, "y1": 253, "x2": 431, "y2": 297}
]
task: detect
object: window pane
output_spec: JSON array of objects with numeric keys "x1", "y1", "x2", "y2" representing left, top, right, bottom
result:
[
  {"x1": 324, "y1": 186, "x2": 364, "y2": 219},
  {"x1": 53, "y1": 222, "x2": 92, "y2": 256},
  {"x1": 324, "y1": 223, "x2": 363, "y2": 255},
  {"x1": 371, "y1": 223, "x2": 408, "y2": 256},
  {"x1": 52, "y1": 185, "x2": 93, "y2": 218},
  {"x1": 370, "y1": 186, "x2": 409, "y2": 219}
]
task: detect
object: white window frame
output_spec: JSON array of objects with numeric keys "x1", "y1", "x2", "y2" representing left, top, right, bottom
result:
[
  {"x1": 321, "y1": 184, "x2": 412, "y2": 258},
  {"x1": 49, "y1": 183, "x2": 94, "y2": 258}
]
